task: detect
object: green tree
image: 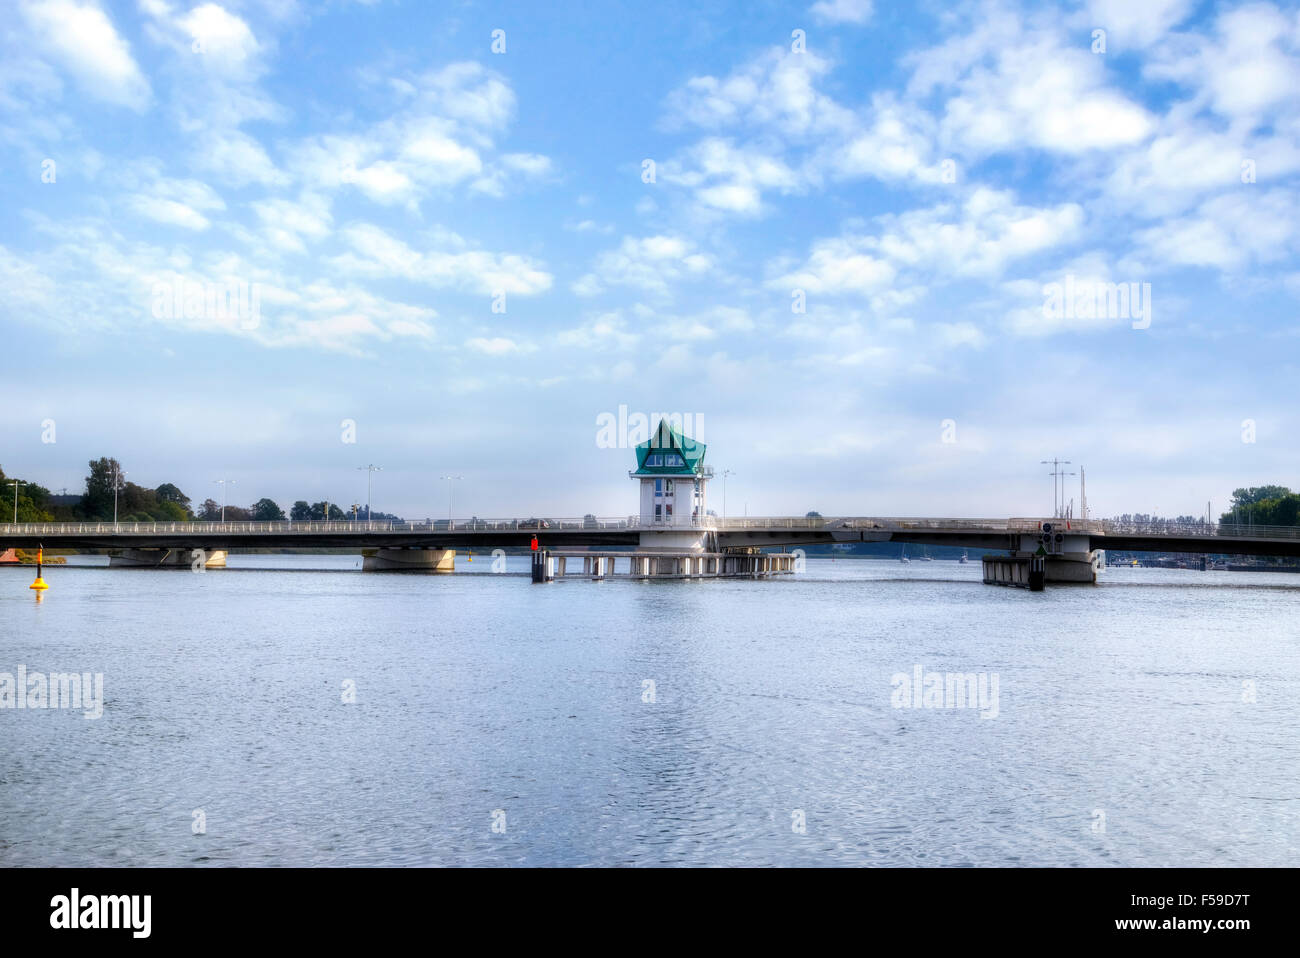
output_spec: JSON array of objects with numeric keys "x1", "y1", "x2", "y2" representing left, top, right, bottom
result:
[
  {"x1": 251, "y1": 498, "x2": 286, "y2": 520},
  {"x1": 0, "y1": 466, "x2": 55, "y2": 522},
  {"x1": 1230, "y1": 486, "x2": 1292, "y2": 509},
  {"x1": 197, "y1": 498, "x2": 222, "y2": 521},
  {"x1": 151, "y1": 500, "x2": 189, "y2": 522},
  {"x1": 81, "y1": 457, "x2": 124, "y2": 520},
  {"x1": 290, "y1": 500, "x2": 312, "y2": 520},
  {"x1": 155, "y1": 483, "x2": 191, "y2": 512},
  {"x1": 1221, "y1": 487, "x2": 1300, "y2": 527},
  {"x1": 120, "y1": 481, "x2": 157, "y2": 516},
  {"x1": 310, "y1": 501, "x2": 345, "y2": 520}
]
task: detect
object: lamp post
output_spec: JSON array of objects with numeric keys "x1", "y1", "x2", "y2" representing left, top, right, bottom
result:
[
  {"x1": 439, "y1": 475, "x2": 462, "y2": 522},
  {"x1": 9, "y1": 479, "x2": 23, "y2": 523},
  {"x1": 213, "y1": 478, "x2": 234, "y2": 522},
  {"x1": 1040, "y1": 459, "x2": 1073, "y2": 518},
  {"x1": 114, "y1": 467, "x2": 126, "y2": 526},
  {"x1": 358, "y1": 465, "x2": 382, "y2": 523},
  {"x1": 720, "y1": 469, "x2": 734, "y2": 520}
]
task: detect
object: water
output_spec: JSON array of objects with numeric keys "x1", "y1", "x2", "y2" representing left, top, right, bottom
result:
[{"x1": 2, "y1": 557, "x2": 1297, "y2": 866}]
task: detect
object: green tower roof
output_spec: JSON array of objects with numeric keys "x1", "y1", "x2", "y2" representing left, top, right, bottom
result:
[{"x1": 631, "y1": 419, "x2": 707, "y2": 476}]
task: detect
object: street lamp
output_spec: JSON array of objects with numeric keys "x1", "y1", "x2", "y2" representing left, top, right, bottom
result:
[
  {"x1": 358, "y1": 464, "x2": 382, "y2": 523},
  {"x1": 114, "y1": 467, "x2": 126, "y2": 526},
  {"x1": 1040, "y1": 459, "x2": 1073, "y2": 518},
  {"x1": 720, "y1": 469, "x2": 734, "y2": 519},
  {"x1": 439, "y1": 475, "x2": 462, "y2": 522},
  {"x1": 9, "y1": 479, "x2": 23, "y2": 523},
  {"x1": 213, "y1": 478, "x2": 235, "y2": 522}
]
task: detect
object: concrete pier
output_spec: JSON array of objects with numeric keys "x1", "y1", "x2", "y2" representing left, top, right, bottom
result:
[
  {"x1": 982, "y1": 555, "x2": 1045, "y2": 590},
  {"x1": 362, "y1": 548, "x2": 455, "y2": 572},
  {"x1": 109, "y1": 548, "x2": 227, "y2": 569},
  {"x1": 532, "y1": 549, "x2": 797, "y2": 583}
]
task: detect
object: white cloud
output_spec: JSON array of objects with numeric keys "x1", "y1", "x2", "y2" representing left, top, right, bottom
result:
[
  {"x1": 773, "y1": 188, "x2": 1083, "y2": 294},
  {"x1": 554, "y1": 311, "x2": 641, "y2": 351},
  {"x1": 771, "y1": 237, "x2": 896, "y2": 295},
  {"x1": 908, "y1": 7, "x2": 1154, "y2": 157},
  {"x1": 20, "y1": 0, "x2": 151, "y2": 109},
  {"x1": 1144, "y1": 3, "x2": 1300, "y2": 122},
  {"x1": 0, "y1": 217, "x2": 438, "y2": 352},
  {"x1": 662, "y1": 139, "x2": 800, "y2": 214},
  {"x1": 196, "y1": 130, "x2": 287, "y2": 187},
  {"x1": 1085, "y1": 0, "x2": 1195, "y2": 49},
  {"x1": 664, "y1": 48, "x2": 852, "y2": 136},
  {"x1": 810, "y1": 0, "x2": 873, "y2": 25},
  {"x1": 466, "y1": 336, "x2": 533, "y2": 355},
  {"x1": 575, "y1": 235, "x2": 714, "y2": 296},
  {"x1": 251, "y1": 194, "x2": 332, "y2": 252},
  {"x1": 288, "y1": 63, "x2": 547, "y2": 208},
  {"x1": 124, "y1": 176, "x2": 227, "y2": 231},
  {"x1": 333, "y1": 224, "x2": 552, "y2": 295},
  {"x1": 1131, "y1": 189, "x2": 1300, "y2": 272},
  {"x1": 830, "y1": 95, "x2": 944, "y2": 183}
]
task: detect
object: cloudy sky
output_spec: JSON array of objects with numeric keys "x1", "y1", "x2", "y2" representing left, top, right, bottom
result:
[{"x1": 2, "y1": 0, "x2": 1298, "y2": 520}]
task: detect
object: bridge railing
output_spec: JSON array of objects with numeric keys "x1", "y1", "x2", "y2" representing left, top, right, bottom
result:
[
  {"x1": 1096, "y1": 518, "x2": 1300, "y2": 539},
  {"x1": 5, "y1": 516, "x2": 1300, "y2": 540},
  {"x1": 0, "y1": 517, "x2": 646, "y2": 536}
]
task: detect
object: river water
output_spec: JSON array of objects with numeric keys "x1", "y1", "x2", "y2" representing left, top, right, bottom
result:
[{"x1": 2, "y1": 557, "x2": 1297, "y2": 866}]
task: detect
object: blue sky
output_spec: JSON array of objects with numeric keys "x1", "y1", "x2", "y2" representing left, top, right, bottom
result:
[{"x1": 2, "y1": 0, "x2": 1298, "y2": 520}]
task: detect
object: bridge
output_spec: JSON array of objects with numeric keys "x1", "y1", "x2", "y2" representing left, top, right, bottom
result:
[
  {"x1": 4, "y1": 515, "x2": 1298, "y2": 584},
  {"x1": 6, "y1": 421, "x2": 1297, "y2": 586}
]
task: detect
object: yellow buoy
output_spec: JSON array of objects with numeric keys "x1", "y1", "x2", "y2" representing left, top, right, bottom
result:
[{"x1": 30, "y1": 546, "x2": 49, "y2": 591}]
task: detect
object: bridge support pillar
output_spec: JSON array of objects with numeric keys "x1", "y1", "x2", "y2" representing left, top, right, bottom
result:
[
  {"x1": 1045, "y1": 553, "x2": 1101, "y2": 584},
  {"x1": 109, "y1": 548, "x2": 227, "y2": 569},
  {"x1": 531, "y1": 550, "x2": 553, "y2": 583},
  {"x1": 362, "y1": 548, "x2": 455, "y2": 572}
]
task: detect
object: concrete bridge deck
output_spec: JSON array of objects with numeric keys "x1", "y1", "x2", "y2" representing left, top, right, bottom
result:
[{"x1": 3, "y1": 516, "x2": 1299, "y2": 557}]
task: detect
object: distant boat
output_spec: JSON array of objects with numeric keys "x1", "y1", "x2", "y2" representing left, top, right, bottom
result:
[
  {"x1": 959, "y1": 549, "x2": 970, "y2": 564},
  {"x1": 900, "y1": 544, "x2": 910, "y2": 564},
  {"x1": 920, "y1": 545, "x2": 934, "y2": 561}
]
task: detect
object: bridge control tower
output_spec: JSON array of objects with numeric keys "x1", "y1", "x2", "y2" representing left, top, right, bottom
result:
[{"x1": 630, "y1": 418, "x2": 715, "y2": 550}]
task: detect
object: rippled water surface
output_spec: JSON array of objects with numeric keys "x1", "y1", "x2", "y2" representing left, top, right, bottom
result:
[{"x1": 2, "y1": 556, "x2": 1298, "y2": 866}]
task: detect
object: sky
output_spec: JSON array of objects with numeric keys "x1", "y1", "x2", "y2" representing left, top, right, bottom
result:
[{"x1": 1, "y1": 0, "x2": 1298, "y2": 521}]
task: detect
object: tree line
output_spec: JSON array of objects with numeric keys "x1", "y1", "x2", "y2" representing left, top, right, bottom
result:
[
  {"x1": 1220, "y1": 486, "x2": 1300, "y2": 527},
  {"x1": 1, "y1": 457, "x2": 401, "y2": 523}
]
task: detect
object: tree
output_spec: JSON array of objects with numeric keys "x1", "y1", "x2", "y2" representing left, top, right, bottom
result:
[
  {"x1": 309, "y1": 501, "x2": 345, "y2": 520},
  {"x1": 81, "y1": 457, "x2": 124, "y2": 520},
  {"x1": 251, "y1": 498, "x2": 286, "y2": 520},
  {"x1": 152, "y1": 500, "x2": 189, "y2": 522},
  {"x1": 198, "y1": 498, "x2": 222, "y2": 521},
  {"x1": 155, "y1": 483, "x2": 191, "y2": 511},
  {"x1": 120, "y1": 481, "x2": 156, "y2": 516},
  {"x1": 290, "y1": 500, "x2": 312, "y2": 520},
  {"x1": 0, "y1": 465, "x2": 54, "y2": 522},
  {"x1": 1220, "y1": 487, "x2": 1300, "y2": 527},
  {"x1": 806, "y1": 511, "x2": 823, "y2": 518},
  {"x1": 1230, "y1": 486, "x2": 1291, "y2": 509}
]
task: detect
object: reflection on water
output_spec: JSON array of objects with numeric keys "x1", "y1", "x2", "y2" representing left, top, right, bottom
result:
[{"x1": 2, "y1": 558, "x2": 1297, "y2": 866}]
